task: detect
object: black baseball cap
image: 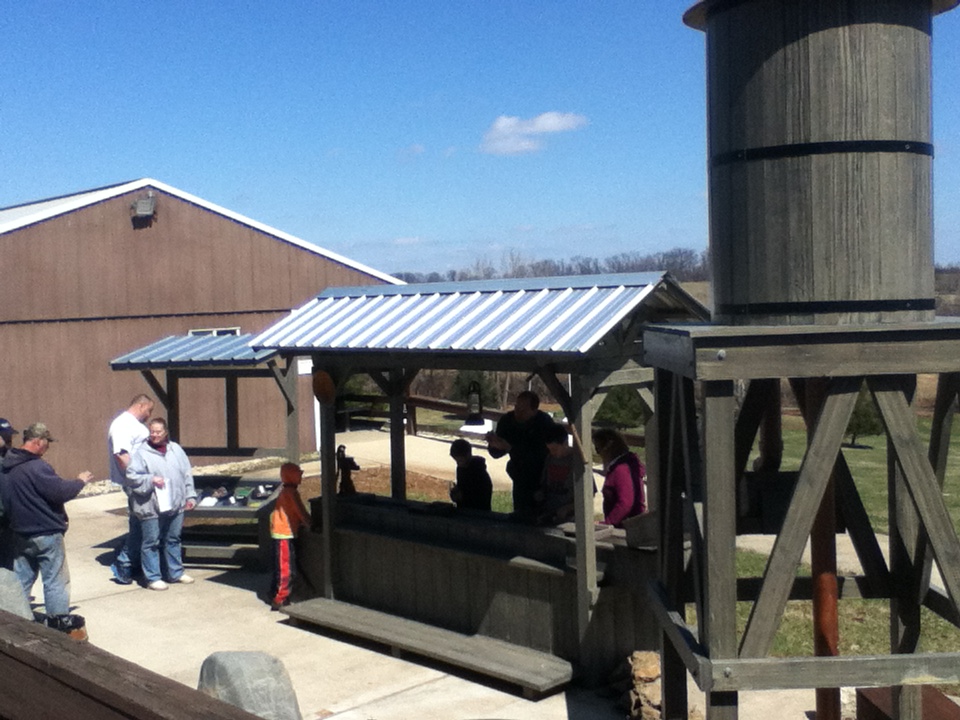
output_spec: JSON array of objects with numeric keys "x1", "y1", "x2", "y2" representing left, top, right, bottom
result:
[{"x1": 0, "y1": 419, "x2": 17, "y2": 436}]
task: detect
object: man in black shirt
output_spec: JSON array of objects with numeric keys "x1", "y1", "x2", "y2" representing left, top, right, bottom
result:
[{"x1": 486, "y1": 391, "x2": 554, "y2": 522}]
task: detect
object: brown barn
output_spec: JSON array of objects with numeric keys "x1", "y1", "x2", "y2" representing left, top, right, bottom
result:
[{"x1": 0, "y1": 178, "x2": 399, "y2": 478}]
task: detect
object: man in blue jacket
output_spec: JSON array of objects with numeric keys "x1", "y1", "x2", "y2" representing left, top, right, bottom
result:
[{"x1": 0, "y1": 423, "x2": 93, "y2": 617}]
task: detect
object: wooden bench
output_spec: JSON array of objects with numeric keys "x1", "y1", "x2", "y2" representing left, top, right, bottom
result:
[{"x1": 282, "y1": 598, "x2": 573, "y2": 699}]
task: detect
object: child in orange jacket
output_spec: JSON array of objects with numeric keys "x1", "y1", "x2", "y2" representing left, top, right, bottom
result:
[{"x1": 269, "y1": 463, "x2": 311, "y2": 610}]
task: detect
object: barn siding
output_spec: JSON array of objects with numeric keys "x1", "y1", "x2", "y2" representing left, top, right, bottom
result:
[
  {"x1": 0, "y1": 185, "x2": 392, "y2": 477},
  {"x1": 0, "y1": 189, "x2": 382, "y2": 322}
]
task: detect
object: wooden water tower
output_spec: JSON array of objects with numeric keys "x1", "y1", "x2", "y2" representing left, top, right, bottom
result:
[{"x1": 642, "y1": 1, "x2": 960, "y2": 718}]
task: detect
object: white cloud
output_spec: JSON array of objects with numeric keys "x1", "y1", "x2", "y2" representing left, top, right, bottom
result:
[{"x1": 480, "y1": 111, "x2": 589, "y2": 156}]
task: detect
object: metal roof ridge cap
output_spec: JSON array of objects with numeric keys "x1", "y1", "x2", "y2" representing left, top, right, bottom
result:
[{"x1": 313, "y1": 271, "x2": 665, "y2": 298}]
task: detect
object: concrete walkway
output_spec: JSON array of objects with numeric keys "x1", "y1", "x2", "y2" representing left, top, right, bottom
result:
[{"x1": 28, "y1": 428, "x2": 904, "y2": 719}]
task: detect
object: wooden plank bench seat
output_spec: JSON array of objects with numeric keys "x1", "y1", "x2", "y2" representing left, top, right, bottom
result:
[{"x1": 282, "y1": 598, "x2": 573, "y2": 698}]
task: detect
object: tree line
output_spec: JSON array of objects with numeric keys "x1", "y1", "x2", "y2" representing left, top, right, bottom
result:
[
  {"x1": 396, "y1": 250, "x2": 960, "y2": 289},
  {"x1": 393, "y1": 247, "x2": 709, "y2": 284}
]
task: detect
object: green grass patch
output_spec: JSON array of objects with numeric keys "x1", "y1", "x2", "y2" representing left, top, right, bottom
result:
[
  {"x1": 754, "y1": 414, "x2": 960, "y2": 537},
  {"x1": 708, "y1": 550, "x2": 960, "y2": 696}
]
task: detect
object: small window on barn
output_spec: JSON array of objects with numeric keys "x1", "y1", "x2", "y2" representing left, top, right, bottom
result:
[{"x1": 189, "y1": 327, "x2": 241, "y2": 337}]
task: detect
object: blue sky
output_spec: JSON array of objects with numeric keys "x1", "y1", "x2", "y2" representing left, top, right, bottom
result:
[{"x1": 2, "y1": 2, "x2": 959, "y2": 276}]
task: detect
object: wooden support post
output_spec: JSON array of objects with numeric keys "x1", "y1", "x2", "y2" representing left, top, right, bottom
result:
[
  {"x1": 168, "y1": 373, "x2": 180, "y2": 442},
  {"x1": 225, "y1": 375, "x2": 239, "y2": 449},
  {"x1": 571, "y1": 375, "x2": 599, "y2": 680},
  {"x1": 656, "y1": 368, "x2": 688, "y2": 720},
  {"x1": 268, "y1": 358, "x2": 301, "y2": 462},
  {"x1": 314, "y1": 365, "x2": 339, "y2": 600},
  {"x1": 388, "y1": 369, "x2": 406, "y2": 500},
  {"x1": 805, "y1": 379, "x2": 841, "y2": 720},
  {"x1": 643, "y1": 381, "x2": 660, "y2": 517},
  {"x1": 283, "y1": 359, "x2": 300, "y2": 461},
  {"x1": 921, "y1": 373, "x2": 960, "y2": 601},
  {"x1": 702, "y1": 380, "x2": 739, "y2": 719},
  {"x1": 877, "y1": 376, "x2": 924, "y2": 720},
  {"x1": 870, "y1": 376, "x2": 960, "y2": 614}
]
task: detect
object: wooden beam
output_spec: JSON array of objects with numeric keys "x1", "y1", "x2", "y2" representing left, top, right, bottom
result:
[
  {"x1": 139, "y1": 370, "x2": 168, "y2": 409},
  {"x1": 833, "y1": 454, "x2": 890, "y2": 596},
  {"x1": 869, "y1": 376, "x2": 960, "y2": 619},
  {"x1": 740, "y1": 376, "x2": 859, "y2": 658},
  {"x1": 643, "y1": 323, "x2": 960, "y2": 382},
  {"x1": 0, "y1": 611, "x2": 260, "y2": 720},
  {"x1": 536, "y1": 367, "x2": 574, "y2": 421},
  {"x1": 920, "y1": 373, "x2": 960, "y2": 600},
  {"x1": 706, "y1": 652, "x2": 960, "y2": 693},
  {"x1": 164, "y1": 369, "x2": 275, "y2": 379},
  {"x1": 596, "y1": 364, "x2": 655, "y2": 389},
  {"x1": 646, "y1": 581, "x2": 711, "y2": 688},
  {"x1": 734, "y1": 379, "x2": 774, "y2": 480}
]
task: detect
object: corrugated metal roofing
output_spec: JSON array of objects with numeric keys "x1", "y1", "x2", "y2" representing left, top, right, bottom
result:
[
  {"x1": 0, "y1": 178, "x2": 401, "y2": 286},
  {"x1": 251, "y1": 272, "x2": 702, "y2": 356},
  {"x1": 111, "y1": 333, "x2": 277, "y2": 369}
]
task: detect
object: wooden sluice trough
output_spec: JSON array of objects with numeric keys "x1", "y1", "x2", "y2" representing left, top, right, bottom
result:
[{"x1": 284, "y1": 493, "x2": 659, "y2": 693}]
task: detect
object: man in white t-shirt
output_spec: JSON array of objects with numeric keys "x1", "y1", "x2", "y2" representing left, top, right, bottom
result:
[{"x1": 107, "y1": 394, "x2": 154, "y2": 584}]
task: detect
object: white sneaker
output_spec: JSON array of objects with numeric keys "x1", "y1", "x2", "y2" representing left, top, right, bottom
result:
[
  {"x1": 173, "y1": 574, "x2": 195, "y2": 584},
  {"x1": 148, "y1": 580, "x2": 168, "y2": 591}
]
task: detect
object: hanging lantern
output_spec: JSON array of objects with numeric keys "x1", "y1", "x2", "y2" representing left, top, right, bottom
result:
[{"x1": 464, "y1": 381, "x2": 484, "y2": 426}]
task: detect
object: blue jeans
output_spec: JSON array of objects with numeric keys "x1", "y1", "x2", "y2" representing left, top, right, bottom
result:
[
  {"x1": 113, "y1": 514, "x2": 142, "y2": 581},
  {"x1": 140, "y1": 511, "x2": 185, "y2": 583},
  {"x1": 14, "y1": 532, "x2": 71, "y2": 616}
]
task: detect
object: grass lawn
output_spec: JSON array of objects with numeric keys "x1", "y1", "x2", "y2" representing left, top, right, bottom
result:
[
  {"x1": 730, "y1": 550, "x2": 960, "y2": 696},
  {"x1": 769, "y1": 413, "x2": 960, "y2": 537}
]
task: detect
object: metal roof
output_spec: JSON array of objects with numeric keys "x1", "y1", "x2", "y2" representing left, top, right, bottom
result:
[
  {"x1": 250, "y1": 272, "x2": 708, "y2": 357},
  {"x1": 111, "y1": 333, "x2": 278, "y2": 370},
  {"x1": 0, "y1": 178, "x2": 401, "y2": 286}
]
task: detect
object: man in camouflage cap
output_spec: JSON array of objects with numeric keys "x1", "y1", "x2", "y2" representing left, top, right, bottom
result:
[{"x1": 0, "y1": 423, "x2": 94, "y2": 618}]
